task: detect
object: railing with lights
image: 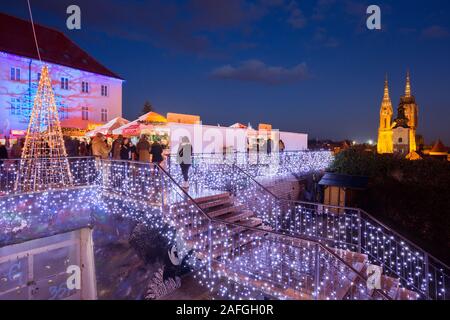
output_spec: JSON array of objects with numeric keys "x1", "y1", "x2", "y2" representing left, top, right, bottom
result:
[
  {"x1": 167, "y1": 150, "x2": 334, "y2": 179},
  {"x1": 0, "y1": 157, "x2": 97, "y2": 196},
  {"x1": 166, "y1": 158, "x2": 449, "y2": 300},
  {"x1": 1, "y1": 156, "x2": 446, "y2": 300},
  {"x1": 152, "y1": 162, "x2": 390, "y2": 300}
]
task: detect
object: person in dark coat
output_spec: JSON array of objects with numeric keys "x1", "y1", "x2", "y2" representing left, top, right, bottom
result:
[
  {"x1": 150, "y1": 139, "x2": 164, "y2": 164},
  {"x1": 0, "y1": 142, "x2": 8, "y2": 166},
  {"x1": 120, "y1": 138, "x2": 131, "y2": 160}
]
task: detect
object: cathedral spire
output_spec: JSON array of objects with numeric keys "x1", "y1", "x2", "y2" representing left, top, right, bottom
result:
[
  {"x1": 383, "y1": 73, "x2": 390, "y2": 101},
  {"x1": 405, "y1": 70, "x2": 411, "y2": 97}
]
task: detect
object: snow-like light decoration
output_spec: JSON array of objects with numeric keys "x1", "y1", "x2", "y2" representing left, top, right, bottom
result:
[
  {"x1": 0, "y1": 155, "x2": 448, "y2": 300},
  {"x1": 15, "y1": 65, "x2": 72, "y2": 192}
]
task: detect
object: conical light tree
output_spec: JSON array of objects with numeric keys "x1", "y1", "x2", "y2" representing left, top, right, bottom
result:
[{"x1": 15, "y1": 65, "x2": 73, "y2": 192}]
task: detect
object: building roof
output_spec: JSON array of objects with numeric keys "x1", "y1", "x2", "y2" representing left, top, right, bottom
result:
[
  {"x1": 430, "y1": 139, "x2": 448, "y2": 155},
  {"x1": 319, "y1": 173, "x2": 369, "y2": 190},
  {"x1": 0, "y1": 12, "x2": 122, "y2": 79}
]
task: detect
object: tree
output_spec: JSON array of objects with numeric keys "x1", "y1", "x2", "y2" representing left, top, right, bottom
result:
[{"x1": 141, "y1": 101, "x2": 154, "y2": 115}]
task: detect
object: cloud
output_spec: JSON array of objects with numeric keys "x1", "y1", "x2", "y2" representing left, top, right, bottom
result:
[
  {"x1": 286, "y1": 1, "x2": 307, "y2": 29},
  {"x1": 421, "y1": 25, "x2": 450, "y2": 39},
  {"x1": 312, "y1": 0, "x2": 336, "y2": 21},
  {"x1": 210, "y1": 59, "x2": 309, "y2": 85},
  {"x1": 313, "y1": 27, "x2": 340, "y2": 47}
]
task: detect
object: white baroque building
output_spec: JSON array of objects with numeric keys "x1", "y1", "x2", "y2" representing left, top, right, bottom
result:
[{"x1": 0, "y1": 12, "x2": 123, "y2": 141}]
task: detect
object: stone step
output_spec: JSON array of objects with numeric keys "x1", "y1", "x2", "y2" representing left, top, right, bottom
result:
[
  {"x1": 199, "y1": 196, "x2": 234, "y2": 210},
  {"x1": 332, "y1": 248, "x2": 369, "y2": 265},
  {"x1": 207, "y1": 204, "x2": 246, "y2": 218},
  {"x1": 219, "y1": 210, "x2": 255, "y2": 223},
  {"x1": 192, "y1": 192, "x2": 230, "y2": 204}
]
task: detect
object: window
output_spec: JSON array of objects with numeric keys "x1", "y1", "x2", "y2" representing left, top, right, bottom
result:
[
  {"x1": 61, "y1": 77, "x2": 69, "y2": 90},
  {"x1": 82, "y1": 81, "x2": 89, "y2": 93},
  {"x1": 10, "y1": 67, "x2": 20, "y2": 81},
  {"x1": 101, "y1": 108, "x2": 108, "y2": 122},
  {"x1": 59, "y1": 107, "x2": 69, "y2": 120},
  {"x1": 81, "y1": 106, "x2": 89, "y2": 120},
  {"x1": 101, "y1": 85, "x2": 108, "y2": 97},
  {"x1": 398, "y1": 138, "x2": 403, "y2": 143},
  {"x1": 37, "y1": 73, "x2": 41, "y2": 82},
  {"x1": 10, "y1": 98, "x2": 21, "y2": 116}
]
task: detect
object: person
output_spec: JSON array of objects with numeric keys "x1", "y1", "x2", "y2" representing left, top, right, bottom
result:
[
  {"x1": 10, "y1": 138, "x2": 24, "y2": 159},
  {"x1": 136, "y1": 135, "x2": 151, "y2": 162},
  {"x1": 279, "y1": 139, "x2": 285, "y2": 152},
  {"x1": 120, "y1": 138, "x2": 131, "y2": 160},
  {"x1": 266, "y1": 138, "x2": 273, "y2": 154},
  {"x1": 150, "y1": 138, "x2": 164, "y2": 165},
  {"x1": 0, "y1": 142, "x2": 8, "y2": 166},
  {"x1": 91, "y1": 133, "x2": 110, "y2": 159},
  {"x1": 176, "y1": 136, "x2": 193, "y2": 189},
  {"x1": 112, "y1": 135, "x2": 123, "y2": 160},
  {"x1": 79, "y1": 140, "x2": 88, "y2": 156},
  {"x1": 129, "y1": 140, "x2": 137, "y2": 161}
]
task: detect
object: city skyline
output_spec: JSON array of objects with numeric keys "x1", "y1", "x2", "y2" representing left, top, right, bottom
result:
[{"x1": 1, "y1": 0, "x2": 450, "y2": 144}]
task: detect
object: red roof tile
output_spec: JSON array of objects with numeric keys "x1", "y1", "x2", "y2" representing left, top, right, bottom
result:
[{"x1": 0, "y1": 12, "x2": 122, "y2": 79}]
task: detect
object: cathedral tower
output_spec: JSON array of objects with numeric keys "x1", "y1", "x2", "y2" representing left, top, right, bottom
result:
[
  {"x1": 398, "y1": 71, "x2": 418, "y2": 153},
  {"x1": 377, "y1": 75, "x2": 394, "y2": 154}
]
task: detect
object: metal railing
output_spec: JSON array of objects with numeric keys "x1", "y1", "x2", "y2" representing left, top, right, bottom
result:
[
  {"x1": 177, "y1": 159, "x2": 448, "y2": 300},
  {"x1": 1, "y1": 155, "x2": 445, "y2": 299}
]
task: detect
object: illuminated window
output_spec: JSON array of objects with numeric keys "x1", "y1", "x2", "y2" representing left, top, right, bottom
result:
[
  {"x1": 61, "y1": 77, "x2": 69, "y2": 90},
  {"x1": 82, "y1": 106, "x2": 89, "y2": 120},
  {"x1": 10, "y1": 98, "x2": 21, "y2": 116},
  {"x1": 82, "y1": 81, "x2": 89, "y2": 93},
  {"x1": 101, "y1": 85, "x2": 108, "y2": 97},
  {"x1": 101, "y1": 108, "x2": 108, "y2": 122},
  {"x1": 10, "y1": 67, "x2": 20, "y2": 81}
]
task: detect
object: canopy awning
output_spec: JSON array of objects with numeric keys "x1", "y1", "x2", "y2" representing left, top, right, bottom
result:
[
  {"x1": 138, "y1": 112, "x2": 167, "y2": 124},
  {"x1": 86, "y1": 117, "x2": 130, "y2": 137}
]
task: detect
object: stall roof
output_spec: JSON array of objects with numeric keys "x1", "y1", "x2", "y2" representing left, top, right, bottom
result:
[{"x1": 319, "y1": 173, "x2": 369, "y2": 190}]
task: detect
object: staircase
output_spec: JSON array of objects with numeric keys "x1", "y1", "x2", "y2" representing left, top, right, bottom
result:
[{"x1": 162, "y1": 189, "x2": 419, "y2": 300}]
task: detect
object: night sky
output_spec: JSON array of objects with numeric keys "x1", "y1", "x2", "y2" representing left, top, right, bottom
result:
[{"x1": 2, "y1": 0, "x2": 450, "y2": 144}]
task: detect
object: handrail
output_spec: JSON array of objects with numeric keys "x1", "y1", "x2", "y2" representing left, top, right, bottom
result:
[
  {"x1": 229, "y1": 160, "x2": 450, "y2": 296},
  {"x1": 231, "y1": 160, "x2": 449, "y2": 270},
  {"x1": 155, "y1": 162, "x2": 391, "y2": 300}
]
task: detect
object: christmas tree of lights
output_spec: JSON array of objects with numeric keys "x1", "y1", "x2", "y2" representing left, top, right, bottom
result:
[{"x1": 15, "y1": 65, "x2": 73, "y2": 192}]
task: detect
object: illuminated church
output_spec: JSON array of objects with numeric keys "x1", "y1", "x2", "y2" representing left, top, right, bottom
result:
[{"x1": 377, "y1": 72, "x2": 419, "y2": 157}]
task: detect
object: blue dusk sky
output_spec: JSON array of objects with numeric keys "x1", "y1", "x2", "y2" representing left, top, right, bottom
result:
[{"x1": 1, "y1": 0, "x2": 450, "y2": 144}]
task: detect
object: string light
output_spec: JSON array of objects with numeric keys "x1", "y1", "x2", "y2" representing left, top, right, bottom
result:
[{"x1": 0, "y1": 155, "x2": 447, "y2": 300}]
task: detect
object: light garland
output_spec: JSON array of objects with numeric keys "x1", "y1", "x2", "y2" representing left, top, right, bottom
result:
[
  {"x1": 15, "y1": 65, "x2": 72, "y2": 193},
  {"x1": 0, "y1": 156, "x2": 447, "y2": 300}
]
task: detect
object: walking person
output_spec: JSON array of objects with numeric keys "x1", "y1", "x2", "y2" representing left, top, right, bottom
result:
[{"x1": 176, "y1": 136, "x2": 193, "y2": 189}]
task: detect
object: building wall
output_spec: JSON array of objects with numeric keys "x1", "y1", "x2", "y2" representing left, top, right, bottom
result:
[
  {"x1": 167, "y1": 123, "x2": 308, "y2": 154},
  {"x1": 393, "y1": 127, "x2": 410, "y2": 155},
  {"x1": 279, "y1": 131, "x2": 308, "y2": 151},
  {"x1": 0, "y1": 52, "x2": 122, "y2": 138}
]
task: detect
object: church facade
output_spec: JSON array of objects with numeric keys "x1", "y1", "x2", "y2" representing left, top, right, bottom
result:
[{"x1": 377, "y1": 72, "x2": 419, "y2": 156}]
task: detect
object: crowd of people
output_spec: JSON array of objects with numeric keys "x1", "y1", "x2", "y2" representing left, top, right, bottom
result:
[{"x1": 90, "y1": 133, "x2": 167, "y2": 165}]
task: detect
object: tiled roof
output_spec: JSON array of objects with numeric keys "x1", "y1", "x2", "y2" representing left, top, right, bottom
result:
[{"x1": 0, "y1": 12, "x2": 122, "y2": 79}]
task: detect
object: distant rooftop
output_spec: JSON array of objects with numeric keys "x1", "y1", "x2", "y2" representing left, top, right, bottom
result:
[
  {"x1": 0, "y1": 12, "x2": 122, "y2": 80},
  {"x1": 319, "y1": 173, "x2": 369, "y2": 190}
]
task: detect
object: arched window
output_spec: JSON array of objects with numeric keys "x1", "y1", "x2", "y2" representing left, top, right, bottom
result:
[{"x1": 399, "y1": 138, "x2": 403, "y2": 143}]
